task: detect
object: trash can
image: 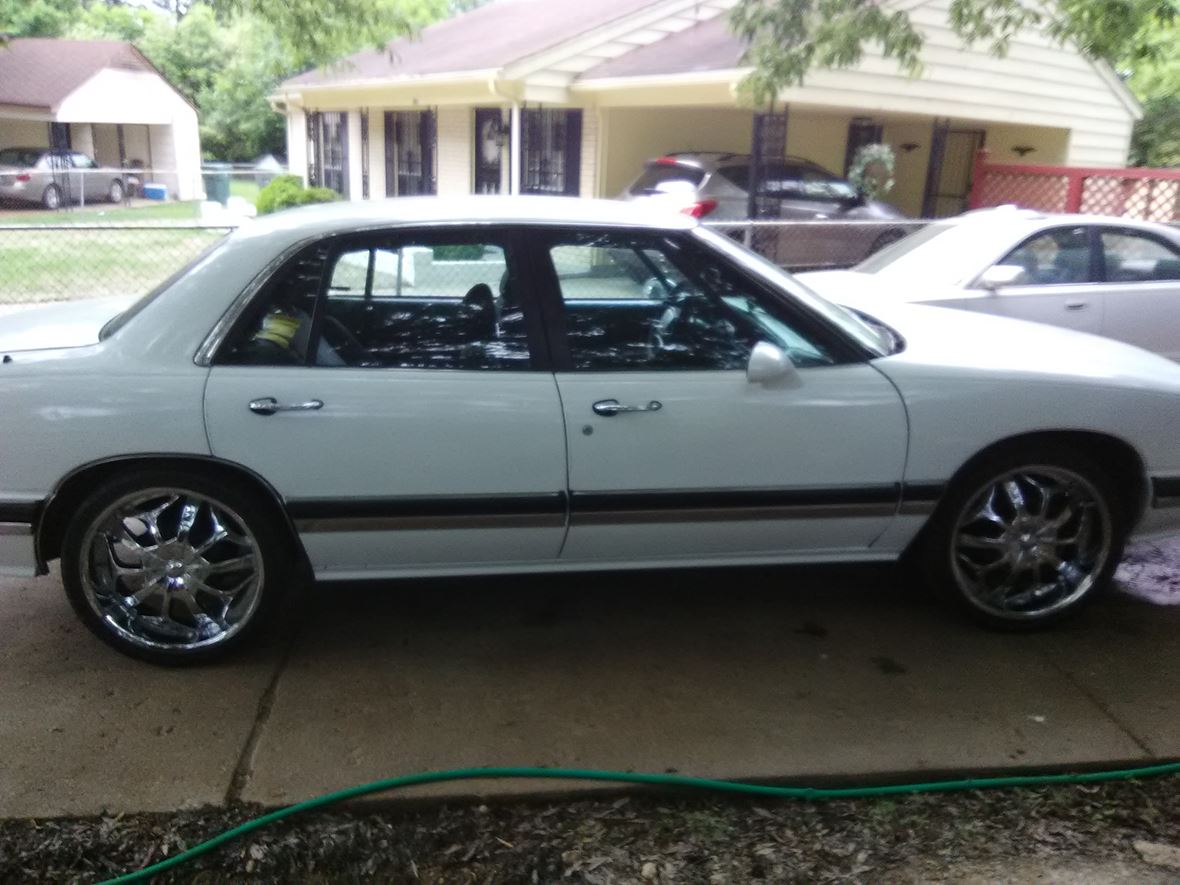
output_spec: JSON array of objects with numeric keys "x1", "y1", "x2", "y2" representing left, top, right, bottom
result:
[{"x1": 202, "y1": 162, "x2": 232, "y2": 206}]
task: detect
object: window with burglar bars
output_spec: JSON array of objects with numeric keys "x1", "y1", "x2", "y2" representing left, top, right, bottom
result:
[
  {"x1": 521, "y1": 108, "x2": 581, "y2": 196},
  {"x1": 385, "y1": 110, "x2": 436, "y2": 197},
  {"x1": 306, "y1": 111, "x2": 349, "y2": 197}
]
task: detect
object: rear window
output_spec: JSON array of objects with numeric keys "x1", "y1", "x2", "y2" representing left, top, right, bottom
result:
[
  {"x1": 0, "y1": 148, "x2": 44, "y2": 167},
  {"x1": 720, "y1": 163, "x2": 850, "y2": 199},
  {"x1": 629, "y1": 163, "x2": 705, "y2": 196}
]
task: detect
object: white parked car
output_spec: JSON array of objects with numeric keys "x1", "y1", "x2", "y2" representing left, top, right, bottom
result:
[
  {"x1": 3, "y1": 197, "x2": 1180, "y2": 664},
  {"x1": 798, "y1": 208, "x2": 1180, "y2": 360}
]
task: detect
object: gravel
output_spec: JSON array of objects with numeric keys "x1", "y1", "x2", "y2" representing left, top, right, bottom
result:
[{"x1": 4, "y1": 775, "x2": 1180, "y2": 883}]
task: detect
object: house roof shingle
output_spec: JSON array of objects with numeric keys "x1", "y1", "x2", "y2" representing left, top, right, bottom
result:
[
  {"x1": 282, "y1": 0, "x2": 658, "y2": 87},
  {"x1": 0, "y1": 38, "x2": 156, "y2": 112}
]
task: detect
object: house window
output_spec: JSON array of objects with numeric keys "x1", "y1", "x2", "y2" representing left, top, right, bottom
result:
[
  {"x1": 307, "y1": 111, "x2": 349, "y2": 197},
  {"x1": 521, "y1": 108, "x2": 581, "y2": 196},
  {"x1": 384, "y1": 110, "x2": 436, "y2": 197},
  {"x1": 474, "y1": 108, "x2": 506, "y2": 194},
  {"x1": 843, "y1": 117, "x2": 883, "y2": 176}
]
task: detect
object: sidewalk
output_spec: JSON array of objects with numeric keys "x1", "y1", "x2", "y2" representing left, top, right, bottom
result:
[{"x1": 2, "y1": 550, "x2": 1179, "y2": 820}]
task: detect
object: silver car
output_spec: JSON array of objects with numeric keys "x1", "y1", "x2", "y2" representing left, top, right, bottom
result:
[
  {"x1": 621, "y1": 151, "x2": 906, "y2": 222},
  {"x1": 0, "y1": 147, "x2": 126, "y2": 210},
  {"x1": 799, "y1": 207, "x2": 1180, "y2": 360}
]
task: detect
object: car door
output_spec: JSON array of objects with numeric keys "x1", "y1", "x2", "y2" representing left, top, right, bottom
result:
[
  {"x1": 203, "y1": 227, "x2": 569, "y2": 578},
  {"x1": 975, "y1": 225, "x2": 1103, "y2": 335},
  {"x1": 70, "y1": 153, "x2": 102, "y2": 202},
  {"x1": 1094, "y1": 227, "x2": 1180, "y2": 360},
  {"x1": 533, "y1": 227, "x2": 909, "y2": 563}
]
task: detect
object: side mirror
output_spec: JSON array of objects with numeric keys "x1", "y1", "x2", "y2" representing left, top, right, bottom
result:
[
  {"x1": 977, "y1": 264, "x2": 1026, "y2": 291},
  {"x1": 746, "y1": 341, "x2": 798, "y2": 385}
]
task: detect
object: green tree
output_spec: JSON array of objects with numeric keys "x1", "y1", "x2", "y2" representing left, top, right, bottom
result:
[
  {"x1": 0, "y1": 0, "x2": 77, "y2": 37},
  {"x1": 729, "y1": 0, "x2": 1180, "y2": 105},
  {"x1": 1126, "y1": 25, "x2": 1180, "y2": 166}
]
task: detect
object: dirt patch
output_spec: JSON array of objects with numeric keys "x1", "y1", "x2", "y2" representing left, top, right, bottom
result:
[{"x1": 5, "y1": 775, "x2": 1180, "y2": 883}]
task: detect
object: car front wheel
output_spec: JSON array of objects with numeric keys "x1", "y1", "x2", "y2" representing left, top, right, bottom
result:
[
  {"x1": 61, "y1": 470, "x2": 291, "y2": 664},
  {"x1": 922, "y1": 447, "x2": 1126, "y2": 628}
]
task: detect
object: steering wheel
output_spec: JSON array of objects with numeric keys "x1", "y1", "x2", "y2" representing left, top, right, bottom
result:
[
  {"x1": 645, "y1": 281, "x2": 709, "y2": 362},
  {"x1": 319, "y1": 314, "x2": 366, "y2": 365}
]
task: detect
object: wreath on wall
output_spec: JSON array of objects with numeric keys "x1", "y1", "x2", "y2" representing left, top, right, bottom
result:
[{"x1": 848, "y1": 143, "x2": 896, "y2": 201}]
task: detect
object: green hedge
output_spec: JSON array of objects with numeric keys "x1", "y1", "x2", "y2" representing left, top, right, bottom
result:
[{"x1": 255, "y1": 174, "x2": 340, "y2": 215}]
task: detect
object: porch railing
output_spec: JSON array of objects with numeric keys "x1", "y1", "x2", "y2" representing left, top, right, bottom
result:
[{"x1": 967, "y1": 150, "x2": 1180, "y2": 222}]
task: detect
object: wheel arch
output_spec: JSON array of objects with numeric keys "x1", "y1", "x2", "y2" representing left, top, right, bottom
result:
[
  {"x1": 936, "y1": 430, "x2": 1149, "y2": 525},
  {"x1": 36, "y1": 454, "x2": 309, "y2": 573}
]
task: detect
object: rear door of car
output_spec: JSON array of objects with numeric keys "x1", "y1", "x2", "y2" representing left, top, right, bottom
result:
[
  {"x1": 1093, "y1": 226, "x2": 1180, "y2": 360},
  {"x1": 529, "y1": 226, "x2": 910, "y2": 564},
  {"x1": 202, "y1": 226, "x2": 570, "y2": 577}
]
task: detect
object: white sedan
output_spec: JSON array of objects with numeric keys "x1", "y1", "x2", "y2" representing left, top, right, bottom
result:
[
  {"x1": 799, "y1": 208, "x2": 1180, "y2": 360},
  {"x1": 3, "y1": 197, "x2": 1180, "y2": 664}
]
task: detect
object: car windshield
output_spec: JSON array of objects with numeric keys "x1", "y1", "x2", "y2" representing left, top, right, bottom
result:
[
  {"x1": 0, "y1": 148, "x2": 44, "y2": 167},
  {"x1": 853, "y1": 221, "x2": 994, "y2": 286},
  {"x1": 694, "y1": 226, "x2": 892, "y2": 357}
]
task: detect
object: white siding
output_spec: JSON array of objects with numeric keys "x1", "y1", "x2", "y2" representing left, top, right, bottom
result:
[
  {"x1": 776, "y1": 0, "x2": 1137, "y2": 166},
  {"x1": 436, "y1": 106, "x2": 471, "y2": 196},
  {"x1": 578, "y1": 107, "x2": 598, "y2": 198},
  {"x1": 0, "y1": 119, "x2": 50, "y2": 150}
]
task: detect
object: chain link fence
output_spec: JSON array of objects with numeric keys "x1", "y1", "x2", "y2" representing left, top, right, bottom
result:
[
  {"x1": 0, "y1": 219, "x2": 925, "y2": 309},
  {"x1": 0, "y1": 224, "x2": 237, "y2": 308}
]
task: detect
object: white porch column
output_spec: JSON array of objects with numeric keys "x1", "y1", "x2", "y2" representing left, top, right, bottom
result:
[
  {"x1": 347, "y1": 111, "x2": 363, "y2": 199},
  {"x1": 509, "y1": 102, "x2": 522, "y2": 195},
  {"x1": 286, "y1": 107, "x2": 308, "y2": 186},
  {"x1": 369, "y1": 110, "x2": 386, "y2": 199}
]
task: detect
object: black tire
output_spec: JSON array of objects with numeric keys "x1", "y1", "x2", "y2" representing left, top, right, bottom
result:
[
  {"x1": 61, "y1": 469, "x2": 295, "y2": 665},
  {"x1": 108, "y1": 179, "x2": 124, "y2": 204},
  {"x1": 42, "y1": 184, "x2": 62, "y2": 210},
  {"x1": 918, "y1": 444, "x2": 1128, "y2": 630}
]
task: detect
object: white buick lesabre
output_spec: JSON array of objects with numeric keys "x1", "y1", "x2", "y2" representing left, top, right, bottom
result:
[{"x1": 3, "y1": 197, "x2": 1180, "y2": 663}]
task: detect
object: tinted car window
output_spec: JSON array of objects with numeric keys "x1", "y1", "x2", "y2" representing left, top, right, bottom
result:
[
  {"x1": 996, "y1": 227, "x2": 1093, "y2": 286},
  {"x1": 0, "y1": 148, "x2": 44, "y2": 167},
  {"x1": 629, "y1": 164, "x2": 706, "y2": 196},
  {"x1": 548, "y1": 231, "x2": 834, "y2": 371},
  {"x1": 220, "y1": 234, "x2": 531, "y2": 370},
  {"x1": 1101, "y1": 230, "x2": 1180, "y2": 283}
]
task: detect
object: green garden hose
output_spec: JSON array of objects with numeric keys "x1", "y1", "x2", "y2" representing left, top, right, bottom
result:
[{"x1": 99, "y1": 760, "x2": 1180, "y2": 884}]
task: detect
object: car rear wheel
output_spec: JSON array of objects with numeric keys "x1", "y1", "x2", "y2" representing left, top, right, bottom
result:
[
  {"x1": 108, "y1": 179, "x2": 124, "y2": 203},
  {"x1": 42, "y1": 184, "x2": 61, "y2": 210},
  {"x1": 61, "y1": 470, "x2": 292, "y2": 664},
  {"x1": 921, "y1": 447, "x2": 1126, "y2": 629}
]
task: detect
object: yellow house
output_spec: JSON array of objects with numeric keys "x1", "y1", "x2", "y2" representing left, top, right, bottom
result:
[{"x1": 273, "y1": 0, "x2": 1142, "y2": 218}]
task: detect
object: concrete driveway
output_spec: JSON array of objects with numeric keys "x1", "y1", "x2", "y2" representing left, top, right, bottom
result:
[{"x1": 2, "y1": 547, "x2": 1179, "y2": 820}]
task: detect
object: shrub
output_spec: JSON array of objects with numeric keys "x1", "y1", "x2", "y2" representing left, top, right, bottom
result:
[{"x1": 255, "y1": 174, "x2": 340, "y2": 215}]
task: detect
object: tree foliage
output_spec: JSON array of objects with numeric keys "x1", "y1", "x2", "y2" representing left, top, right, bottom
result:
[
  {"x1": 1125, "y1": 23, "x2": 1180, "y2": 166},
  {"x1": 730, "y1": 0, "x2": 1180, "y2": 105}
]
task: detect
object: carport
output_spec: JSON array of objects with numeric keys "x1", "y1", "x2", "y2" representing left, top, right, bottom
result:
[{"x1": 0, "y1": 38, "x2": 202, "y2": 202}]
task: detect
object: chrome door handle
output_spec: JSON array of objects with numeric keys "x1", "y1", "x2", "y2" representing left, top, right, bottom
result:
[
  {"x1": 592, "y1": 399, "x2": 663, "y2": 417},
  {"x1": 1065, "y1": 301, "x2": 1089, "y2": 311},
  {"x1": 248, "y1": 397, "x2": 324, "y2": 416}
]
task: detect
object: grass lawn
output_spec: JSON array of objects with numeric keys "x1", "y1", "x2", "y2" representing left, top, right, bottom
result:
[
  {"x1": 0, "y1": 200, "x2": 203, "y2": 225},
  {"x1": 229, "y1": 178, "x2": 261, "y2": 204},
  {"x1": 0, "y1": 226, "x2": 229, "y2": 303}
]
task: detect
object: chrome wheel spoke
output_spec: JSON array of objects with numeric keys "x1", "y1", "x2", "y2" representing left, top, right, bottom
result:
[
  {"x1": 80, "y1": 487, "x2": 264, "y2": 652},
  {"x1": 951, "y1": 466, "x2": 1111, "y2": 620}
]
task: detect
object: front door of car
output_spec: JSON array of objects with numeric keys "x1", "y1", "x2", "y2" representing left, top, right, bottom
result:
[
  {"x1": 1093, "y1": 227, "x2": 1180, "y2": 360},
  {"x1": 203, "y1": 228, "x2": 569, "y2": 577},
  {"x1": 532, "y1": 228, "x2": 909, "y2": 563},
  {"x1": 977, "y1": 225, "x2": 1103, "y2": 336}
]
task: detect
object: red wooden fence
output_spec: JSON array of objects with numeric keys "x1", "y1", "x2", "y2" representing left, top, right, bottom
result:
[{"x1": 968, "y1": 149, "x2": 1180, "y2": 221}]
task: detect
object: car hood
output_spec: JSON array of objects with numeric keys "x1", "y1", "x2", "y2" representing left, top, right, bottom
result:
[
  {"x1": 850, "y1": 296, "x2": 1180, "y2": 392},
  {"x1": 799, "y1": 269, "x2": 944, "y2": 303},
  {"x1": 0, "y1": 296, "x2": 137, "y2": 354}
]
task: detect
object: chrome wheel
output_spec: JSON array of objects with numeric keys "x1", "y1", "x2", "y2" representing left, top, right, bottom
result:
[
  {"x1": 79, "y1": 488, "x2": 264, "y2": 652},
  {"x1": 951, "y1": 466, "x2": 1112, "y2": 620}
]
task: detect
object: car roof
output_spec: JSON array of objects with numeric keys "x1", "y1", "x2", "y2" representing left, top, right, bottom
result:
[
  {"x1": 942, "y1": 206, "x2": 1180, "y2": 236},
  {"x1": 233, "y1": 196, "x2": 698, "y2": 247}
]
